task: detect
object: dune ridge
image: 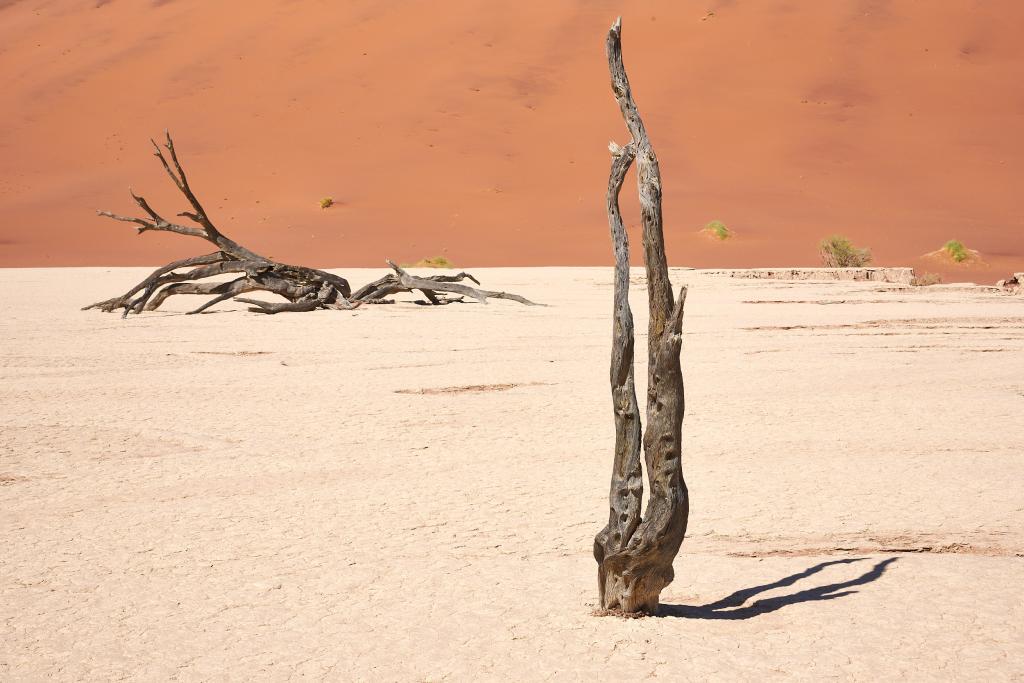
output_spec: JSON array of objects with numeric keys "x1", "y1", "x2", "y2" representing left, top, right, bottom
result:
[{"x1": 0, "y1": 0, "x2": 1021, "y2": 281}]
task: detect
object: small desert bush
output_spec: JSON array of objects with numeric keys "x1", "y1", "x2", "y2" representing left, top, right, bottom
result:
[
  {"x1": 911, "y1": 272, "x2": 942, "y2": 286},
  {"x1": 942, "y1": 240, "x2": 969, "y2": 263},
  {"x1": 819, "y1": 235, "x2": 871, "y2": 268},
  {"x1": 704, "y1": 220, "x2": 731, "y2": 240},
  {"x1": 319, "y1": 197, "x2": 334, "y2": 210},
  {"x1": 404, "y1": 256, "x2": 454, "y2": 269}
]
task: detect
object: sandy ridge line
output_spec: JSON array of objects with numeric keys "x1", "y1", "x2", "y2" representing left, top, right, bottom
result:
[
  {"x1": 394, "y1": 381, "x2": 551, "y2": 395},
  {"x1": 702, "y1": 532, "x2": 1023, "y2": 558},
  {"x1": 745, "y1": 316, "x2": 1024, "y2": 332},
  {"x1": 727, "y1": 544, "x2": 1023, "y2": 558}
]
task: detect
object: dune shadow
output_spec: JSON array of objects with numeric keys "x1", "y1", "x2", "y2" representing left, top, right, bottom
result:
[{"x1": 658, "y1": 557, "x2": 898, "y2": 620}]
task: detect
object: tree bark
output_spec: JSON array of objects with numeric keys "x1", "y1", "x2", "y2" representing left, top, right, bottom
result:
[
  {"x1": 85, "y1": 132, "x2": 538, "y2": 316},
  {"x1": 594, "y1": 17, "x2": 689, "y2": 616}
]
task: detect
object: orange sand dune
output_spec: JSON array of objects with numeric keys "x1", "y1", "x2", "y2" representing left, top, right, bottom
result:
[{"x1": 1, "y1": 0, "x2": 1021, "y2": 281}]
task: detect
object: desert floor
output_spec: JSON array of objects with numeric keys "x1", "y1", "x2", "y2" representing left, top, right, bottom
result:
[{"x1": 2, "y1": 267, "x2": 1023, "y2": 680}]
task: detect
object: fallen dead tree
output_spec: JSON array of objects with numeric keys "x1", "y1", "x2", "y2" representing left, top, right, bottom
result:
[
  {"x1": 84, "y1": 133, "x2": 538, "y2": 316},
  {"x1": 593, "y1": 18, "x2": 689, "y2": 616}
]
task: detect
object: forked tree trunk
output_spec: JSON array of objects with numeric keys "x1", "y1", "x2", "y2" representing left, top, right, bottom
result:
[{"x1": 593, "y1": 17, "x2": 689, "y2": 616}]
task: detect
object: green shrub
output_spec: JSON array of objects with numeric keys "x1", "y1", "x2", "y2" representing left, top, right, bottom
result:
[
  {"x1": 319, "y1": 197, "x2": 334, "y2": 210},
  {"x1": 704, "y1": 220, "x2": 731, "y2": 240},
  {"x1": 819, "y1": 235, "x2": 871, "y2": 268},
  {"x1": 943, "y1": 240, "x2": 969, "y2": 263}
]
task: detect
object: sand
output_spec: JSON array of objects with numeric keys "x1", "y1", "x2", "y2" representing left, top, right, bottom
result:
[
  {"x1": 2, "y1": 267, "x2": 1022, "y2": 680},
  {"x1": 1, "y1": 1, "x2": 1023, "y2": 281}
]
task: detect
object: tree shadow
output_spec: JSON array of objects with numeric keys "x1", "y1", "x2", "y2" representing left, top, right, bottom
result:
[{"x1": 657, "y1": 557, "x2": 898, "y2": 620}]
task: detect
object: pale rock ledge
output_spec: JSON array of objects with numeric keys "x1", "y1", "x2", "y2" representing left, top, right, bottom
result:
[{"x1": 697, "y1": 267, "x2": 915, "y2": 284}]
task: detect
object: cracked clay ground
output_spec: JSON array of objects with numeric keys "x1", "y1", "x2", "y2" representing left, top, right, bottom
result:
[{"x1": 2, "y1": 268, "x2": 1023, "y2": 680}]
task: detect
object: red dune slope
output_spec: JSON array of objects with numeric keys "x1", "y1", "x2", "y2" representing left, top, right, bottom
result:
[{"x1": 0, "y1": 0, "x2": 1021, "y2": 281}]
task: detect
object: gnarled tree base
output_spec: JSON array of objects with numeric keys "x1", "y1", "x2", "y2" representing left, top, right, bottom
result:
[{"x1": 598, "y1": 563, "x2": 674, "y2": 615}]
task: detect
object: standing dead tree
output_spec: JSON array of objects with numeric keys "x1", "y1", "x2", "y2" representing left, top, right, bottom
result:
[
  {"x1": 593, "y1": 18, "x2": 689, "y2": 615},
  {"x1": 84, "y1": 132, "x2": 538, "y2": 316}
]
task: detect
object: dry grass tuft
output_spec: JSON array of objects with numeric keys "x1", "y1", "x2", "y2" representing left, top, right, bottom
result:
[
  {"x1": 403, "y1": 256, "x2": 454, "y2": 269},
  {"x1": 819, "y1": 235, "x2": 871, "y2": 267},
  {"x1": 703, "y1": 220, "x2": 732, "y2": 240}
]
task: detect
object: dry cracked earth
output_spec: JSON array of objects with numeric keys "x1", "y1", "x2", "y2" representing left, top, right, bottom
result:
[{"x1": 2, "y1": 268, "x2": 1023, "y2": 680}]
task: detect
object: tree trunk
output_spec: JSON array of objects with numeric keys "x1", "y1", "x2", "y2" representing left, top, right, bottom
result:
[{"x1": 594, "y1": 17, "x2": 689, "y2": 616}]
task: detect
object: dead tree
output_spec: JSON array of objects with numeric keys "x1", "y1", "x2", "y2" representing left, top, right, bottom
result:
[
  {"x1": 593, "y1": 18, "x2": 689, "y2": 615},
  {"x1": 84, "y1": 133, "x2": 538, "y2": 316}
]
